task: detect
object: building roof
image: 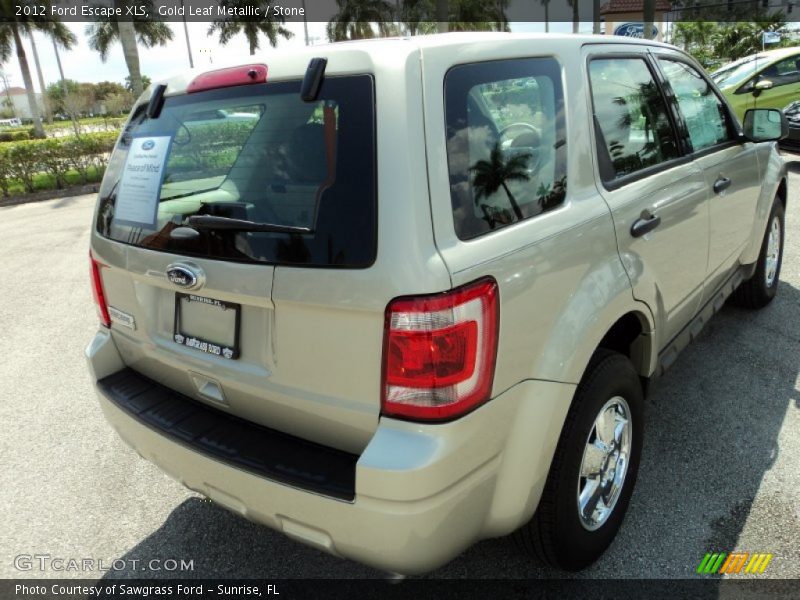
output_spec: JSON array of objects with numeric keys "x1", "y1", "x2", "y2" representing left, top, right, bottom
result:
[
  {"x1": 6, "y1": 86, "x2": 28, "y2": 96},
  {"x1": 600, "y1": 0, "x2": 672, "y2": 15}
]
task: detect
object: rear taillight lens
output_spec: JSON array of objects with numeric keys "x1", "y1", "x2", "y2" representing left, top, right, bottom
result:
[
  {"x1": 90, "y1": 252, "x2": 111, "y2": 328},
  {"x1": 382, "y1": 278, "x2": 499, "y2": 421}
]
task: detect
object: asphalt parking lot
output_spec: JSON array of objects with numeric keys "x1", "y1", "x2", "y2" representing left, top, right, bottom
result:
[{"x1": 1, "y1": 158, "x2": 799, "y2": 581}]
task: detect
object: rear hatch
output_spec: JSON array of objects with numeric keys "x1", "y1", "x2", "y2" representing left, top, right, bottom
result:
[{"x1": 91, "y1": 69, "x2": 381, "y2": 454}]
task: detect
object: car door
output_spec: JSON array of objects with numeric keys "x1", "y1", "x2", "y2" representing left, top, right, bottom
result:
[
  {"x1": 654, "y1": 55, "x2": 762, "y2": 294},
  {"x1": 587, "y1": 52, "x2": 710, "y2": 347}
]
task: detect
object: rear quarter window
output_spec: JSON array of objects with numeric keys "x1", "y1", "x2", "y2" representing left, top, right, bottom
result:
[{"x1": 444, "y1": 57, "x2": 567, "y2": 240}]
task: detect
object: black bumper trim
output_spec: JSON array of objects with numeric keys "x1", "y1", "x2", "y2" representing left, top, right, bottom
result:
[{"x1": 98, "y1": 368, "x2": 358, "y2": 501}]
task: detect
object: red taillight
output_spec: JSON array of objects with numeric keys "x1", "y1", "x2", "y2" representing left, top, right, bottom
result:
[
  {"x1": 187, "y1": 64, "x2": 267, "y2": 94},
  {"x1": 381, "y1": 278, "x2": 499, "y2": 421},
  {"x1": 90, "y1": 252, "x2": 111, "y2": 328}
]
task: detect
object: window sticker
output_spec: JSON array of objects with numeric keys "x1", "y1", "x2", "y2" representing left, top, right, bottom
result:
[{"x1": 113, "y1": 135, "x2": 172, "y2": 228}]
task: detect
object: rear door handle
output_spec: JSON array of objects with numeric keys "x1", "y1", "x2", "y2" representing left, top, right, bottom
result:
[
  {"x1": 631, "y1": 212, "x2": 661, "y2": 238},
  {"x1": 713, "y1": 176, "x2": 732, "y2": 194}
]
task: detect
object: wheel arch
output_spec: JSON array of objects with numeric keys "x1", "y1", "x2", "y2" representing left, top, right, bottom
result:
[
  {"x1": 777, "y1": 176, "x2": 787, "y2": 209},
  {"x1": 596, "y1": 310, "x2": 655, "y2": 386}
]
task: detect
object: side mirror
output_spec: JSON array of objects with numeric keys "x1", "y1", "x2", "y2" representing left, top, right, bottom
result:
[
  {"x1": 743, "y1": 108, "x2": 788, "y2": 141},
  {"x1": 754, "y1": 79, "x2": 774, "y2": 91}
]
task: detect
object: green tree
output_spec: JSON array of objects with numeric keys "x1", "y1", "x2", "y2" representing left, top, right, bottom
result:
[
  {"x1": 0, "y1": 1, "x2": 48, "y2": 137},
  {"x1": 20, "y1": 21, "x2": 75, "y2": 125},
  {"x1": 398, "y1": 0, "x2": 437, "y2": 35},
  {"x1": 396, "y1": 0, "x2": 509, "y2": 36},
  {"x1": 449, "y1": 0, "x2": 509, "y2": 32},
  {"x1": 711, "y1": 15, "x2": 792, "y2": 63},
  {"x1": 94, "y1": 81, "x2": 128, "y2": 101},
  {"x1": 327, "y1": 0, "x2": 397, "y2": 41},
  {"x1": 125, "y1": 74, "x2": 151, "y2": 94},
  {"x1": 469, "y1": 143, "x2": 530, "y2": 223},
  {"x1": 672, "y1": 21, "x2": 719, "y2": 68},
  {"x1": 46, "y1": 79, "x2": 80, "y2": 114},
  {"x1": 86, "y1": 1, "x2": 173, "y2": 98},
  {"x1": 208, "y1": 0, "x2": 293, "y2": 55},
  {"x1": 103, "y1": 91, "x2": 134, "y2": 117}
]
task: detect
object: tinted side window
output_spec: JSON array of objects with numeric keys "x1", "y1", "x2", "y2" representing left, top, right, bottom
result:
[
  {"x1": 444, "y1": 58, "x2": 567, "y2": 240},
  {"x1": 658, "y1": 59, "x2": 733, "y2": 153},
  {"x1": 589, "y1": 57, "x2": 679, "y2": 181},
  {"x1": 757, "y1": 55, "x2": 800, "y2": 88}
]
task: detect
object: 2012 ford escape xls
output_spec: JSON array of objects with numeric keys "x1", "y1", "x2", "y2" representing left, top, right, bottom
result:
[{"x1": 86, "y1": 33, "x2": 788, "y2": 574}]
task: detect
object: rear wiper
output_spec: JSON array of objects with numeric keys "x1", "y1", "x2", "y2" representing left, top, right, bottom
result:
[{"x1": 185, "y1": 215, "x2": 312, "y2": 234}]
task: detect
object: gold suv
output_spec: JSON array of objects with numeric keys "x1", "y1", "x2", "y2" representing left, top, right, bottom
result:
[{"x1": 86, "y1": 33, "x2": 788, "y2": 574}]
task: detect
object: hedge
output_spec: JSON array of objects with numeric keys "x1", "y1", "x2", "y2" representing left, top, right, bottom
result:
[
  {"x1": 0, "y1": 129, "x2": 34, "y2": 142},
  {"x1": 0, "y1": 131, "x2": 118, "y2": 197}
]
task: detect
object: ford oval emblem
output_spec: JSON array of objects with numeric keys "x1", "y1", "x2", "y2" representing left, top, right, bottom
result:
[
  {"x1": 166, "y1": 265, "x2": 199, "y2": 289},
  {"x1": 141, "y1": 139, "x2": 155, "y2": 150}
]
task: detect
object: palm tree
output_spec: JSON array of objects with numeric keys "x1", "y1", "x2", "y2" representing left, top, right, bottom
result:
[
  {"x1": 672, "y1": 21, "x2": 716, "y2": 51},
  {"x1": 0, "y1": 3, "x2": 46, "y2": 137},
  {"x1": 542, "y1": 0, "x2": 550, "y2": 33},
  {"x1": 470, "y1": 143, "x2": 530, "y2": 223},
  {"x1": 449, "y1": 0, "x2": 509, "y2": 32},
  {"x1": 24, "y1": 26, "x2": 50, "y2": 123},
  {"x1": 398, "y1": 0, "x2": 437, "y2": 35},
  {"x1": 327, "y1": 0, "x2": 396, "y2": 42},
  {"x1": 436, "y1": 0, "x2": 448, "y2": 33},
  {"x1": 399, "y1": 0, "x2": 509, "y2": 36},
  {"x1": 568, "y1": 0, "x2": 579, "y2": 34},
  {"x1": 24, "y1": 21, "x2": 75, "y2": 124},
  {"x1": 209, "y1": 0, "x2": 293, "y2": 55},
  {"x1": 86, "y1": 2, "x2": 173, "y2": 98},
  {"x1": 643, "y1": 0, "x2": 655, "y2": 41},
  {"x1": 46, "y1": 22, "x2": 80, "y2": 134}
]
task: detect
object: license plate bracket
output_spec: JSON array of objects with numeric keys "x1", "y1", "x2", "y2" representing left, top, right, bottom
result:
[{"x1": 173, "y1": 293, "x2": 241, "y2": 360}]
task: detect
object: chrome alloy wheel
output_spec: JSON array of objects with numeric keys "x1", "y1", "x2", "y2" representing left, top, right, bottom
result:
[
  {"x1": 577, "y1": 396, "x2": 632, "y2": 531},
  {"x1": 765, "y1": 216, "x2": 782, "y2": 288}
]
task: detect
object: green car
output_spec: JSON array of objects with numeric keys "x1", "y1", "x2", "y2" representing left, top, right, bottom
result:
[{"x1": 713, "y1": 47, "x2": 800, "y2": 122}]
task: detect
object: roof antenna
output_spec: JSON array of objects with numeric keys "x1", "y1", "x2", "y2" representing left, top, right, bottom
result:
[
  {"x1": 147, "y1": 84, "x2": 167, "y2": 119},
  {"x1": 301, "y1": 58, "x2": 327, "y2": 102}
]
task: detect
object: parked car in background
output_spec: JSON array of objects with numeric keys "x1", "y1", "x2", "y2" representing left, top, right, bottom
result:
[
  {"x1": 0, "y1": 117, "x2": 22, "y2": 128},
  {"x1": 781, "y1": 99, "x2": 800, "y2": 150},
  {"x1": 714, "y1": 46, "x2": 800, "y2": 122},
  {"x1": 86, "y1": 33, "x2": 788, "y2": 575}
]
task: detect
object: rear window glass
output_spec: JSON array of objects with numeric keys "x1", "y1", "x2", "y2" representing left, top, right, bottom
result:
[
  {"x1": 444, "y1": 57, "x2": 567, "y2": 240},
  {"x1": 96, "y1": 75, "x2": 376, "y2": 268}
]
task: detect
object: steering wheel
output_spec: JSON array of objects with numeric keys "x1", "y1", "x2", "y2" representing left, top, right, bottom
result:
[{"x1": 499, "y1": 122, "x2": 542, "y2": 173}]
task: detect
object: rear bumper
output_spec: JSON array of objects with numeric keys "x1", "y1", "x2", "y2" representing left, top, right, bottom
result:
[{"x1": 86, "y1": 329, "x2": 575, "y2": 574}]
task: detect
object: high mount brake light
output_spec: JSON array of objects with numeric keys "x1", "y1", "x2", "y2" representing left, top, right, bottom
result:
[
  {"x1": 90, "y1": 252, "x2": 111, "y2": 328},
  {"x1": 187, "y1": 64, "x2": 268, "y2": 94},
  {"x1": 381, "y1": 278, "x2": 499, "y2": 422}
]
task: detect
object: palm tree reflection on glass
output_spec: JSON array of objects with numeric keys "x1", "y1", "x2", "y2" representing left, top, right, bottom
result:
[{"x1": 469, "y1": 142, "x2": 530, "y2": 228}]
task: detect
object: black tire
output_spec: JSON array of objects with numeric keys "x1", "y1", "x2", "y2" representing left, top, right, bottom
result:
[
  {"x1": 515, "y1": 349, "x2": 644, "y2": 571},
  {"x1": 730, "y1": 197, "x2": 785, "y2": 309}
]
